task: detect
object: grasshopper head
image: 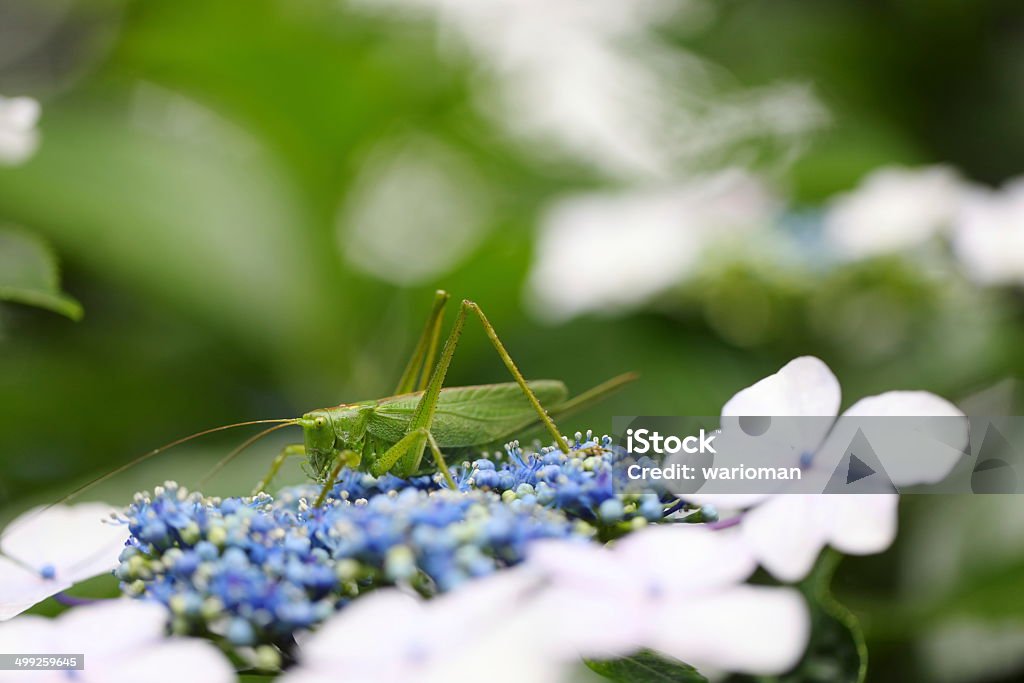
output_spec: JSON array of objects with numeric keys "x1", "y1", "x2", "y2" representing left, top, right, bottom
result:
[{"x1": 300, "y1": 410, "x2": 337, "y2": 476}]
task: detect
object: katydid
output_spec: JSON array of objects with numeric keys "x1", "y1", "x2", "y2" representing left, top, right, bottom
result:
[{"x1": 49, "y1": 291, "x2": 636, "y2": 509}]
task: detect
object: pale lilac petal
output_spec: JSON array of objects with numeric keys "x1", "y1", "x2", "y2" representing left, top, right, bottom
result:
[
  {"x1": 0, "y1": 601, "x2": 224, "y2": 683},
  {"x1": 615, "y1": 525, "x2": 755, "y2": 591},
  {"x1": 279, "y1": 671, "x2": 369, "y2": 683},
  {"x1": 427, "y1": 565, "x2": 541, "y2": 634},
  {"x1": 422, "y1": 626, "x2": 574, "y2": 683},
  {"x1": 278, "y1": 671, "x2": 353, "y2": 683},
  {"x1": 0, "y1": 614, "x2": 62, "y2": 683},
  {"x1": 90, "y1": 638, "x2": 235, "y2": 683},
  {"x1": 650, "y1": 585, "x2": 809, "y2": 675},
  {"x1": 517, "y1": 584, "x2": 648, "y2": 660},
  {"x1": 0, "y1": 557, "x2": 71, "y2": 621},
  {"x1": 825, "y1": 495, "x2": 899, "y2": 556},
  {"x1": 56, "y1": 600, "x2": 167, "y2": 659},
  {"x1": 527, "y1": 539, "x2": 633, "y2": 591},
  {"x1": 683, "y1": 492, "x2": 773, "y2": 510},
  {"x1": 0, "y1": 614, "x2": 52, "y2": 654},
  {"x1": 301, "y1": 590, "x2": 422, "y2": 670},
  {"x1": 837, "y1": 391, "x2": 967, "y2": 486},
  {"x1": 741, "y1": 496, "x2": 828, "y2": 582},
  {"x1": 1, "y1": 504, "x2": 128, "y2": 584}
]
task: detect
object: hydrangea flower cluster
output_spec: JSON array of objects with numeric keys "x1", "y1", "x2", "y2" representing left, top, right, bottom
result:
[
  {"x1": 461, "y1": 431, "x2": 673, "y2": 529},
  {"x1": 321, "y1": 430, "x2": 680, "y2": 531},
  {"x1": 116, "y1": 480, "x2": 583, "y2": 657},
  {"x1": 112, "y1": 430, "x2": 705, "y2": 667}
]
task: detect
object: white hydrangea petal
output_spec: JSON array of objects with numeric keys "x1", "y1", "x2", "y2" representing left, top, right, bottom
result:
[
  {"x1": 517, "y1": 581, "x2": 650, "y2": 661},
  {"x1": 427, "y1": 565, "x2": 540, "y2": 634},
  {"x1": 722, "y1": 357, "x2": 841, "y2": 460},
  {"x1": 1, "y1": 504, "x2": 128, "y2": 584},
  {"x1": 614, "y1": 525, "x2": 755, "y2": 591},
  {"x1": 650, "y1": 585, "x2": 809, "y2": 675},
  {"x1": 824, "y1": 165, "x2": 963, "y2": 259},
  {"x1": 422, "y1": 621, "x2": 575, "y2": 683},
  {"x1": 1, "y1": 97, "x2": 40, "y2": 129},
  {"x1": 527, "y1": 539, "x2": 634, "y2": 591},
  {"x1": 279, "y1": 671, "x2": 356, "y2": 683},
  {"x1": 0, "y1": 96, "x2": 41, "y2": 166},
  {"x1": 952, "y1": 180, "x2": 1024, "y2": 285},
  {"x1": 301, "y1": 590, "x2": 422, "y2": 669},
  {"x1": 0, "y1": 613, "x2": 52, "y2": 653},
  {"x1": 280, "y1": 671, "x2": 372, "y2": 683},
  {"x1": 89, "y1": 638, "x2": 235, "y2": 683},
  {"x1": 56, "y1": 600, "x2": 167, "y2": 659},
  {"x1": 683, "y1": 492, "x2": 772, "y2": 510},
  {"x1": 825, "y1": 495, "x2": 899, "y2": 556},
  {"x1": 838, "y1": 391, "x2": 966, "y2": 485},
  {"x1": 723, "y1": 356, "x2": 841, "y2": 419},
  {"x1": 741, "y1": 495, "x2": 828, "y2": 582},
  {"x1": 0, "y1": 557, "x2": 71, "y2": 621},
  {"x1": 0, "y1": 615, "x2": 63, "y2": 683}
]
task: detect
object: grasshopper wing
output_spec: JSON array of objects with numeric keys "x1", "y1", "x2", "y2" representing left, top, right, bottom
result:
[{"x1": 367, "y1": 380, "x2": 569, "y2": 447}]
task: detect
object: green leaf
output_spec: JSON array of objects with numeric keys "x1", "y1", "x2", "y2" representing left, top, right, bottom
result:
[
  {"x1": 0, "y1": 227, "x2": 82, "y2": 320},
  {"x1": 587, "y1": 650, "x2": 708, "y2": 683}
]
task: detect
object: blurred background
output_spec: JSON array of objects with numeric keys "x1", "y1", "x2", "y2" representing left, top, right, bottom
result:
[{"x1": 2, "y1": 0, "x2": 1024, "y2": 680}]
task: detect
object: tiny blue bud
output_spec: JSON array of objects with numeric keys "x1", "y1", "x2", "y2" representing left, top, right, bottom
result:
[
  {"x1": 226, "y1": 618, "x2": 256, "y2": 646},
  {"x1": 639, "y1": 498, "x2": 664, "y2": 521},
  {"x1": 598, "y1": 498, "x2": 625, "y2": 523},
  {"x1": 195, "y1": 541, "x2": 219, "y2": 561}
]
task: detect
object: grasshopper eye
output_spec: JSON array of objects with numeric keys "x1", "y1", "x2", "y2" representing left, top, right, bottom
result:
[{"x1": 314, "y1": 416, "x2": 327, "y2": 429}]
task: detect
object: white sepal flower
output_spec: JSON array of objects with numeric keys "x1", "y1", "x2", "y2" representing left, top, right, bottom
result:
[
  {"x1": 952, "y1": 178, "x2": 1024, "y2": 285},
  {"x1": 0, "y1": 504, "x2": 129, "y2": 620},
  {"x1": 527, "y1": 526, "x2": 809, "y2": 675},
  {"x1": 0, "y1": 599, "x2": 234, "y2": 683},
  {"x1": 0, "y1": 96, "x2": 40, "y2": 166},
  {"x1": 825, "y1": 165, "x2": 964, "y2": 259},
  {"x1": 692, "y1": 356, "x2": 965, "y2": 582},
  {"x1": 282, "y1": 568, "x2": 572, "y2": 683},
  {"x1": 527, "y1": 170, "x2": 778, "y2": 321}
]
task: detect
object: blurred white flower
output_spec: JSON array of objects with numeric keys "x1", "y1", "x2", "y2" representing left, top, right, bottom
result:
[
  {"x1": 281, "y1": 568, "x2": 573, "y2": 683},
  {"x1": 0, "y1": 95, "x2": 40, "y2": 165},
  {"x1": 527, "y1": 525, "x2": 809, "y2": 675},
  {"x1": 357, "y1": 0, "x2": 825, "y2": 181},
  {"x1": 0, "y1": 504, "x2": 128, "y2": 620},
  {"x1": 526, "y1": 169, "x2": 779, "y2": 321},
  {"x1": 824, "y1": 165, "x2": 965, "y2": 259},
  {"x1": 952, "y1": 178, "x2": 1024, "y2": 285},
  {"x1": 0, "y1": 600, "x2": 234, "y2": 683},
  {"x1": 692, "y1": 356, "x2": 965, "y2": 582}
]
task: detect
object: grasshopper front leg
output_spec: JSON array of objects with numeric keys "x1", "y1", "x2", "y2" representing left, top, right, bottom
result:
[
  {"x1": 313, "y1": 449, "x2": 363, "y2": 508},
  {"x1": 252, "y1": 444, "x2": 306, "y2": 495}
]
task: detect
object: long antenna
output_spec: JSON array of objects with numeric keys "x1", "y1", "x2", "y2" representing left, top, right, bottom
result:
[
  {"x1": 199, "y1": 421, "x2": 297, "y2": 487},
  {"x1": 42, "y1": 418, "x2": 297, "y2": 512}
]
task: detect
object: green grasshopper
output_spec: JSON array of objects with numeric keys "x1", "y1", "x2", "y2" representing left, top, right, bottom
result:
[{"x1": 58, "y1": 291, "x2": 635, "y2": 508}]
